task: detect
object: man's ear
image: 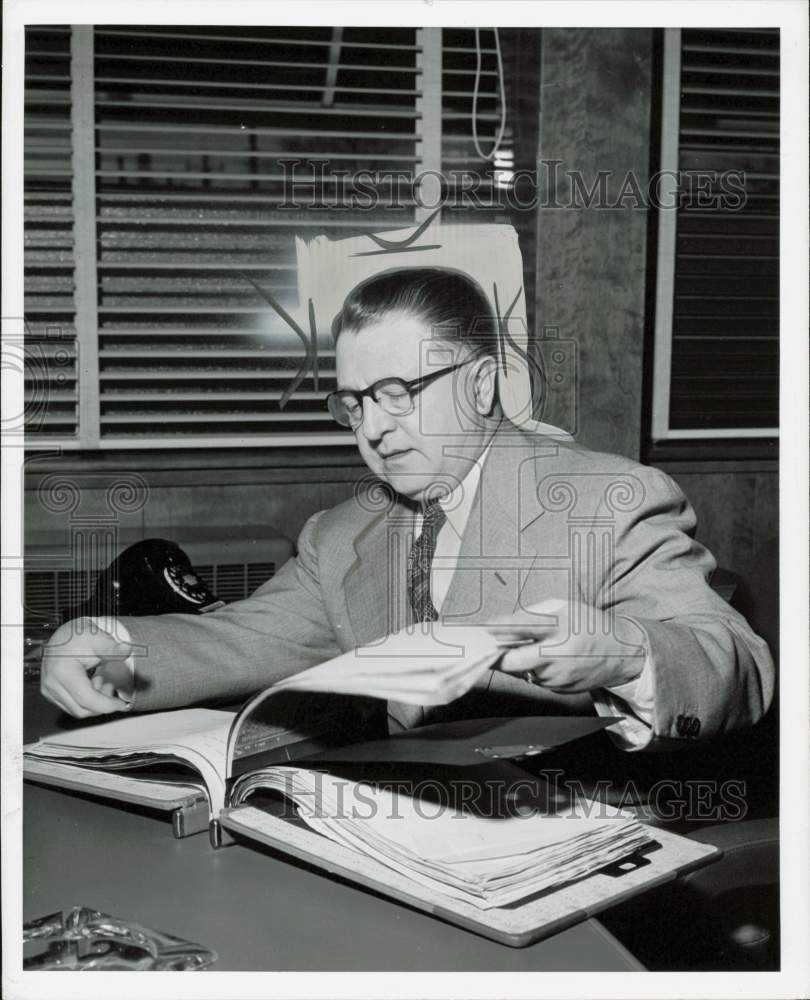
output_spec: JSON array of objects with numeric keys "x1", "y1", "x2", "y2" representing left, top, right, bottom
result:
[{"x1": 471, "y1": 355, "x2": 499, "y2": 416}]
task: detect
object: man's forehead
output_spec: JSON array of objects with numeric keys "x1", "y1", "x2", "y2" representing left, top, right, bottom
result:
[{"x1": 336, "y1": 321, "x2": 457, "y2": 384}]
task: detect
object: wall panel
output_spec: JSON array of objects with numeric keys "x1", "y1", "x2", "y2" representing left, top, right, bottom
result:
[{"x1": 535, "y1": 28, "x2": 653, "y2": 460}]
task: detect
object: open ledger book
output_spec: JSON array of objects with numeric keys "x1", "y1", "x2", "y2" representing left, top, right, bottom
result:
[
  {"x1": 25, "y1": 624, "x2": 620, "y2": 821},
  {"x1": 25, "y1": 623, "x2": 515, "y2": 820},
  {"x1": 24, "y1": 623, "x2": 721, "y2": 940}
]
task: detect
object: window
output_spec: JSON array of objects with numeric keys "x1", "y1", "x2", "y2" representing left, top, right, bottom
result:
[
  {"x1": 24, "y1": 27, "x2": 78, "y2": 439},
  {"x1": 650, "y1": 27, "x2": 779, "y2": 441},
  {"x1": 23, "y1": 25, "x2": 541, "y2": 450}
]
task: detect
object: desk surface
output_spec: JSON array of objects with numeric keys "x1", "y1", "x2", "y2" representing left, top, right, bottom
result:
[
  {"x1": 24, "y1": 785, "x2": 643, "y2": 971},
  {"x1": 21, "y1": 686, "x2": 644, "y2": 972}
]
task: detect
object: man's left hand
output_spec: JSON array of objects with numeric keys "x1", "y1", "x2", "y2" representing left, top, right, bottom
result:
[{"x1": 488, "y1": 599, "x2": 647, "y2": 693}]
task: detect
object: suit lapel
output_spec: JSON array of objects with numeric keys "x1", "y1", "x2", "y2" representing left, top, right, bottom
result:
[
  {"x1": 343, "y1": 496, "x2": 414, "y2": 646},
  {"x1": 441, "y1": 433, "x2": 540, "y2": 626}
]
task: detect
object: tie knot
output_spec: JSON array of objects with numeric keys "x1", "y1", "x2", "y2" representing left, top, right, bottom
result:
[{"x1": 421, "y1": 500, "x2": 446, "y2": 531}]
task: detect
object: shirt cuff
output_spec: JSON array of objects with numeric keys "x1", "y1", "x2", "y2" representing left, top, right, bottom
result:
[
  {"x1": 86, "y1": 616, "x2": 135, "y2": 704},
  {"x1": 592, "y1": 655, "x2": 655, "y2": 751}
]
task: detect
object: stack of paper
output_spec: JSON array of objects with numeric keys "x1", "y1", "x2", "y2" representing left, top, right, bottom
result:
[
  {"x1": 25, "y1": 709, "x2": 233, "y2": 813},
  {"x1": 236, "y1": 767, "x2": 653, "y2": 910}
]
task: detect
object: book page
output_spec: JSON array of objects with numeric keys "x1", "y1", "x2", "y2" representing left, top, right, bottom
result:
[
  {"x1": 32, "y1": 708, "x2": 232, "y2": 751},
  {"x1": 224, "y1": 623, "x2": 511, "y2": 775},
  {"x1": 237, "y1": 767, "x2": 653, "y2": 909},
  {"x1": 272, "y1": 624, "x2": 504, "y2": 703},
  {"x1": 25, "y1": 709, "x2": 234, "y2": 816}
]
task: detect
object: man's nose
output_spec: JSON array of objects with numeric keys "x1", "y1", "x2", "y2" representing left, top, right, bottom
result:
[{"x1": 360, "y1": 395, "x2": 396, "y2": 440}]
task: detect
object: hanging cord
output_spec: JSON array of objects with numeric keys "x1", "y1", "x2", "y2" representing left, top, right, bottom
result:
[{"x1": 472, "y1": 27, "x2": 507, "y2": 161}]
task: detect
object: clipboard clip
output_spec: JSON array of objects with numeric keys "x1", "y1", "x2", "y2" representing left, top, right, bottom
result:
[{"x1": 600, "y1": 852, "x2": 654, "y2": 878}]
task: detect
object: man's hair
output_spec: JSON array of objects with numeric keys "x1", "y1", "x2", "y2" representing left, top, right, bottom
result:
[{"x1": 331, "y1": 267, "x2": 499, "y2": 359}]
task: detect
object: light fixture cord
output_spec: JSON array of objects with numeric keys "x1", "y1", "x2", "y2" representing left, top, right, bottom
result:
[{"x1": 472, "y1": 27, "x2": 507, "y2": 161}]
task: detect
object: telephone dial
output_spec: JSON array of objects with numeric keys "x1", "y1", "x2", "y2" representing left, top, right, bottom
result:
[{"x1": 62, "y1": 538, "x2": 225, "y2": 622}]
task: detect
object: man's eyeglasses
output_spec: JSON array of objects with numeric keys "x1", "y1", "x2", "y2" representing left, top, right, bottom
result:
[{"x1": 326, "y1": 359, "x2": 476, "y2": 429}]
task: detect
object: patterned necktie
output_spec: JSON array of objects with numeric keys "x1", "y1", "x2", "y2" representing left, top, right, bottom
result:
[{"x1": 407, "y1": 500, "x2": 447, "y2": 622}]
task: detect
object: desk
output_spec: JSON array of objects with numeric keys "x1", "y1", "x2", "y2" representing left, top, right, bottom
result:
[
  {"x1": 24, "y1": 784, "x2": 644, "y2": 971},
  {"x1": 22, "y1": 686, "x2": 644, "y2": 971}
]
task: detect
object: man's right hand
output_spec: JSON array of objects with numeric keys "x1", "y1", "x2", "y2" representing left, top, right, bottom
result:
[{"x1": 40, "y1": 619, "x2": 134, "y2": 718}]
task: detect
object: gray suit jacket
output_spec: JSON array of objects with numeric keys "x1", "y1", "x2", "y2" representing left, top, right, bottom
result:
[{"x1": 121, "y1": 426, "x2": 774, "y2": 749}]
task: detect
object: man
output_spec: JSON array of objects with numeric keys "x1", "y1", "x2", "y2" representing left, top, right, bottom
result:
[{"x1": 40, "y1": 267, "x2": 774, "y2": 751}]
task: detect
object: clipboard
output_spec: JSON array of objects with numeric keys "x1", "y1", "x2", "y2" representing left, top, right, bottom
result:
[
  {"x1": 297, "y1": 715, "x2": 622, "y2": 767},
  {"x1": 219, "y1": 797, "x2": 721, "y2": 948}
]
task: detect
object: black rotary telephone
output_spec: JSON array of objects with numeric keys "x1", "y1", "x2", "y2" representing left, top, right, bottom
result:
[{"x1": 62, "y1": 538, "x2": 225, "y2": 622}]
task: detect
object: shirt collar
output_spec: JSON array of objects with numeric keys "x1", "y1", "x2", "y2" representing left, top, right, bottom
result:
[{"x1": 433, "y1": 439, "x2": 493, "y2": 540}]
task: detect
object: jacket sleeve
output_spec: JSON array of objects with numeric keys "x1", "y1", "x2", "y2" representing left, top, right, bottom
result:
[
  {"x1": 599, "y1": 467, "x2": 775, "y2": 749},
  {"x1": 119, "y1": 511, "x2": 343, "y2": 711}
]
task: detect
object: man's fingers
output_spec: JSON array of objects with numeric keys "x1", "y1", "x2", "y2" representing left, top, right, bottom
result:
[
  {"x1": 55, "y1": 681, "x2": 124, "y2": 718},
  {"x1": 44, "y1": 682, "x2": 91, "y2": 719},
  {"x1": 39, "y1": 620, "x2": 135, "y2": 718},
  {"x1": 90, "y1": 674, "x2": 118, "y2": 698},
  {"x1": 487, "y1": 621, "x2": 556, "y2": 641},
  {"x1": 46, "y1": 662, "x2": 129, "y2": 717},
  {"x1": 499, "y1": 641, "x2": 537, "y2": 671},
  {"x1": 94, "y1": 659, "x2": 134, "y2": 701},
  {"x1": 74, "y1": 684, "x2": 130, "y2": 715},
  {"x1": 499, "y1": 642, "x2": 552, "y2": 674}
]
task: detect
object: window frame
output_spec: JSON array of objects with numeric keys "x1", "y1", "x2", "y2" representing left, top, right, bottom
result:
[{"x1": 650, "y1": 27, "x2": 779, "y2": 444}]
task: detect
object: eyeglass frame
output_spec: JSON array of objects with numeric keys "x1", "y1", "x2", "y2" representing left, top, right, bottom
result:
[{"x1": 326, "y1": 358, "x2": 478, "y2": 429}]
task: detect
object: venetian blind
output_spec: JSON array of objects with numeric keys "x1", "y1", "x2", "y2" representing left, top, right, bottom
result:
[
  {"x1": 656, "y1": 28, "x2": 779, "y2": 438},
  {"x1": 92, "y1": 25, "x2": 422, "y2": 446},
  {"x1": 24, "y1": 24, "x2": 425, "y2": 447},
  {"x1": 24, "y1": 26, "x2": 79, "y2": 438}
]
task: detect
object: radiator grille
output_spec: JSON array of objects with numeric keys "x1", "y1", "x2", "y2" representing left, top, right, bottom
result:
[{"x1": 24, "y1": 561, "x2": 275, "y2": 623}]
